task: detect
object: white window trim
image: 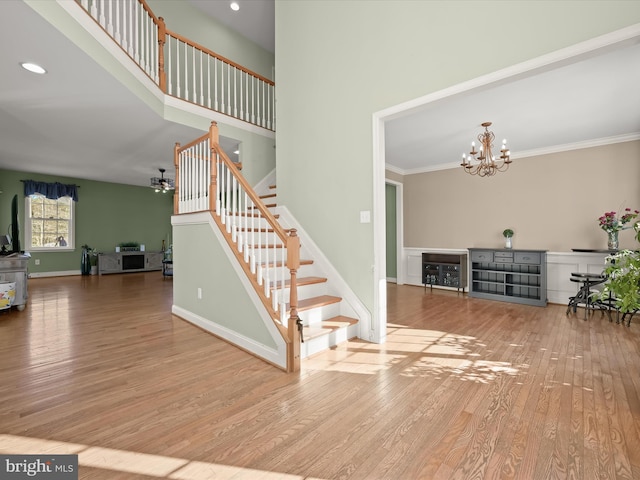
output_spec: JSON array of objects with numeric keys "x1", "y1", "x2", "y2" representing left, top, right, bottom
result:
[{"x1": 25, "y1": 195, "x2": 76, "y2": 252}]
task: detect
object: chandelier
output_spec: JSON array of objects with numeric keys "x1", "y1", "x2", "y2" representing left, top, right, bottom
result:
[
  {"x1": 150, "y1": 168, "x2": 175, "y2": 193},
  {"x1": 460, "y1": 122, "x2": 512, "y2": 177}
]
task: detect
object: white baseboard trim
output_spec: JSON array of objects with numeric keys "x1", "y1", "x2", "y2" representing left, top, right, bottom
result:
[
  {"x1": 29, "y1": 270, "x2": 82, "y2": 278},
  {"x1": 172, "y1": 305, "x2": 286, "y2": 370}
]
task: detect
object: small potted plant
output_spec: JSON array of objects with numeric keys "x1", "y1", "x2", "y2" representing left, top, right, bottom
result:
[
  {"x1": 503, "y1": 229, "x2": 514, "y2": 249},
  {"x1": 119, "y1": 241, "x2": 140, "y2": 252},
  {"x1": 89, "y1": 251, "x2": 98, "y2": 275}
]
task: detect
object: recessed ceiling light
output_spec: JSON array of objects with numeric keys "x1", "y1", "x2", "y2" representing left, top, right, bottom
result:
[
  {"x1": 21, "y1": 62, "x2": 46, "y2": 74},
  {"x1": 230, "y1": 2, "x2": 240, "y2": 11},
  {"x1": 234, "y1": 150, "x2": 240, "y2": 155}
]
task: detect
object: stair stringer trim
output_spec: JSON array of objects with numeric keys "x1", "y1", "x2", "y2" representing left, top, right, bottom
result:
[
  {"x1": 275, "y1": 206, "x2": 373, "y2": 341},
  {"x1": 253, "y1": 168, "x2": 276, "y2": 197},
  {"x1": 172, "y1": 212, "x2": 287, "y2": 369}
]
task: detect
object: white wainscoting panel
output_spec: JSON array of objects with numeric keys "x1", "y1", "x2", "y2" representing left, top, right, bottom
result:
[{"x1": 546, "y1": 251, "x2": 610, "y2": 305}]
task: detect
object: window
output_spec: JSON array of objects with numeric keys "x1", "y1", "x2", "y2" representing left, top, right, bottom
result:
[{"x1": 25, "y1": 194, "x2": 75, "y2": 251}]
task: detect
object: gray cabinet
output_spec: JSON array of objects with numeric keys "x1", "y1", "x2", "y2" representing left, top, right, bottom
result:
[
  {"x1": 145, "y1": 252, "x2": 163, "y2": 270},
  {"x1": 98, "y1": 251, "x2": 164, "y2": 275},
  {"x1": 0, "y1": 254, "x2": 30, "y2": 311},
  {"x1": 469, "y1": 248, "x2": 547, "y2": 307}
]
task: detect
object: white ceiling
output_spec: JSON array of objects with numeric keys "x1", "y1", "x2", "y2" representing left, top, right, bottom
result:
[
  {"x1": 188, "y1": 0, "x2": 275, "y2": 54},
  {"x1": 385, "y1": 41, "x2": 640, "y2": 174},
  {"x1": 0, "y1": 0, "x2": 638, "y2": 189}
]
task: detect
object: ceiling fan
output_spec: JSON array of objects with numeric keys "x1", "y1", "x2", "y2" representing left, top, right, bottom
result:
[{"x1": 150, "y1": 168, "x2": 175, "y2": 192}]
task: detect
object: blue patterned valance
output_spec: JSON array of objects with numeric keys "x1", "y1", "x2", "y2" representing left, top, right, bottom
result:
[{"x1": 23, "y1": 180, "x2": 79, "y2": 202}]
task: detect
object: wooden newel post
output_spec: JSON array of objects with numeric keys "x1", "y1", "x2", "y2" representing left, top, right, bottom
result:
[
  {"x1": 157, "y1": 17, "x2": 167, "y2": 93},
  {"x1": 209, "y1": 121, "x2": 219, "y2": 213},
  {"x1": 287, "y1": 229, "x2": 301, "y2": 373},
  {"x1": 173, "y1": 142, "x2": 180, "y2": 215}
]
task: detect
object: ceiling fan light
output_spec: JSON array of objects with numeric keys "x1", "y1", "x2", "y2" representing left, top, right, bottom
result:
[{"x1": 150, "y1": 168, "x2": 175, "y2": 192}]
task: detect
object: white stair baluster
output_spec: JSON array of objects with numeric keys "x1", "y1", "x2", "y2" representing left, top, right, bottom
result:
[
  {"x1": 215, "y1": 151, "x2": 221, "y2": 216},
  {"x1": 214, "y1": 58, "x2": 219, "y2": 111},
  {"x1": 207, "y1": 56, "x2": 211, "y2": 109}
]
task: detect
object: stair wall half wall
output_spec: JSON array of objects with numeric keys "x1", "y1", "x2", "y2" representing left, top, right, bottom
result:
[{"x1": 171, "y1": 212, "x2": 287, "y2": 369}]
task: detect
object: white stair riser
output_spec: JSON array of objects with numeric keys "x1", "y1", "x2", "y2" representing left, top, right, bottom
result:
[
  {"x1": 298, "y1": 303, "x2": 341, "y2": 326},
  {"x1": 272, "y1": 283, "x2": 330, "y2": 301},
  {"x1": 301, "y1": 325, "x2": 355, "y2": 359}
]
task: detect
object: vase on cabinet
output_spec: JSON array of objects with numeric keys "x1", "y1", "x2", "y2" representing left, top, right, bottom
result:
[{"x1": 607, "y1": 230, "x2": 619, "y2": 250}]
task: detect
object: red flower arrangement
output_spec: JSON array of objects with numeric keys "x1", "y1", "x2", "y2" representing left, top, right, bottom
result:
[{"x1": 598, "y1": 208, "x2": 639, "y2": 233}]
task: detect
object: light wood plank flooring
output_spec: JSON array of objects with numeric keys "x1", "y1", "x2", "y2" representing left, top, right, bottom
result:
[{"x1": 1, "y1": 274, "x2": 640, "y2": 479}]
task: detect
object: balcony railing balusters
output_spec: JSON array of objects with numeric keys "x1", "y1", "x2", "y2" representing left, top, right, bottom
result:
[{"x1": 78, "y1": 0, "x2": 276, "y2": 130}]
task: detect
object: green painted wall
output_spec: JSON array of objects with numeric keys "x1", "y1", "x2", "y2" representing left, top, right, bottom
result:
[
  {"x1": 275, "y1": 0, "x2": 640, "y2": 323},
  {"x1": 385, "y1": 183, "x2": 396, "y2": 279},
  {"x1": 0, "y1": 168, "x2": 172, "y2": 273},
  {"x1": 173, "y1": 221, "x2": 277, "y2": 348}
]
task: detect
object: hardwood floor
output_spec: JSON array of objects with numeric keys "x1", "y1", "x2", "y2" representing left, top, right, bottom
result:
[{"x1": 2, "y1": 275, "x2": 640, "y2": 479}]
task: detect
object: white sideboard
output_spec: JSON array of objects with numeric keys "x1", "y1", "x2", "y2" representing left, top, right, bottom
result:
[{"x1": 402, "y1": 248, "x2": 610, "y2": 305}]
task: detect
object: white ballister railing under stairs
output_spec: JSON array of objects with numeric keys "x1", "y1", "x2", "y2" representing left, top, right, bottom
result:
[
  {"x1": 77, "y1": 0, "x2": 275, "y2": 131},
  {"x1": 175, "y1": 122, "x2": 301, "y2": 372}
]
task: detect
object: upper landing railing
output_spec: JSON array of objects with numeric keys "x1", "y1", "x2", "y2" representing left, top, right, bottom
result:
[{"x1": 77, "y1": 0, "x2": 275, "y2": 131}]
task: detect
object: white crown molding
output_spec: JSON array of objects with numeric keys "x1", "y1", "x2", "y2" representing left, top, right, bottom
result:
[
  {"x1": 513, "y1": 133, "x2": 640, "y2": 159},
  {"x1": 377, "y1": 23, "x2": 640, "y2": 123},
  {"x1": 387, "y1": 133, "x2": 640, "y2": 176}
]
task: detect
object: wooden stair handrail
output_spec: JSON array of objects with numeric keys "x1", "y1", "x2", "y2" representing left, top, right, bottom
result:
[
  {"x1": 207, "y1": 122, "x2": 289, "y2": 244},
  {"x1": 174, "y1": 122, "x2": 301, "y2": 372},
  {"x1": 165, "y1": 29, "x2": 274, "y2": 86}
]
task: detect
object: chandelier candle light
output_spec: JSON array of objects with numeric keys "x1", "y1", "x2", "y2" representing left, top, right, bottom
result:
[{"x1": 461, "y1": 122, "x2": 512, "y2": 177}]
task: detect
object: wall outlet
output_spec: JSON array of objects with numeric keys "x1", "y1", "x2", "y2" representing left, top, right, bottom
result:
[
  {"x1": 197, "y1": 287, "x2": 202, "y2": 299},
  {"x1": 34, "y1": 259, "x2": 40, "y2": 265}
]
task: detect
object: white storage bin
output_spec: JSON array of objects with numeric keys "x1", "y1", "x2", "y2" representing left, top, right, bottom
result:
[{"x1": 0, "y1": 281, "x2": 16, "y2": 310}]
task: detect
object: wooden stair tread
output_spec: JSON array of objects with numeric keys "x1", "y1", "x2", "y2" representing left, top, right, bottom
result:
[
  {"x1": 303, "y1": 316, "x2": 359, "y2": 341},
  {"x1": 259, "y1": 193, "x2": 277, "y2": 200},
  {"x1": 239, "y1": 227, "x2": 295, "y2": 233},
  {"x1": 228, "y1": 212, "x2": 280, "y2": 219},
  {"x1": 250, "y1": 203, "x2": 277, "y2": 209},
  {"x1": 260, "y1": 259, "x2": 313, "y2": 267},
  {"x1": 269, "y1": 184, "x2": 276, "y2": 189},
  {"x1": 240, "y1": 227, "x2": 275, "y2": 233},
  {"x1": 269, "y1": 276, "x2": 327, "y2": 289},
  {"x1": 289, "y1": 294, "x2": 342, "y2": 312}
]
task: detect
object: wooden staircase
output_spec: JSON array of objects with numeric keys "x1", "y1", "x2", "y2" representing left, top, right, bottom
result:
[
  {"x1": 258, "y1": 185, "x2": 359, "y2": 358},
  {"x1": 175, "y1": 123, "x2": 360, "y2": 370}
]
